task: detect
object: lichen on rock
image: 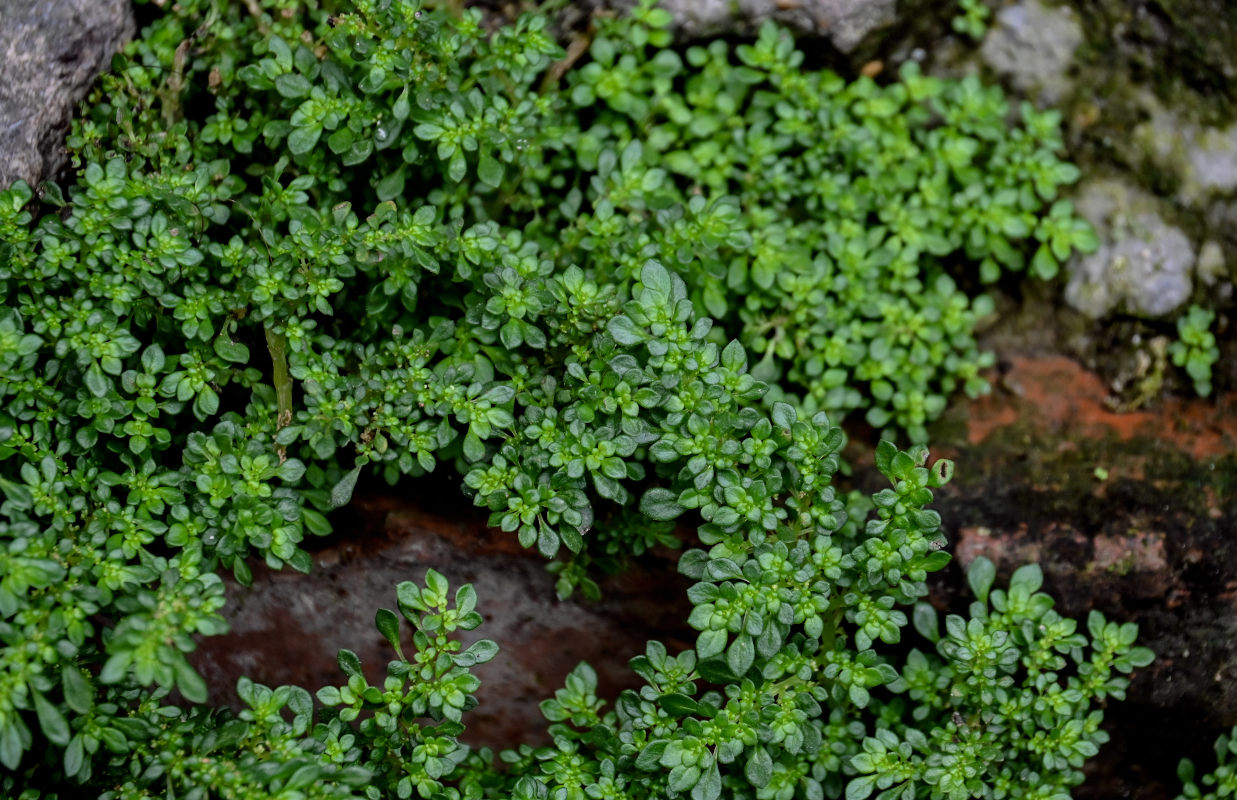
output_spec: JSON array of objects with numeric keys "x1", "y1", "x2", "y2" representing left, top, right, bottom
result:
[
  {"x1": 1065, "y1": 179, "x2": 1196, "y2": 319},
  {"x1": 607, "y1": 0, "x2": 897, "y2": 51},
  {"x1": 1137, "y1": 105, "x2": 1237, "y2": 203},
  {"x1": 979, "y1": 0, "x2": 1082, "y2": 104}
]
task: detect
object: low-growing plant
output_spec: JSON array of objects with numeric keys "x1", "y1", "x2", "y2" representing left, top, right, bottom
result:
[
  {"x1": 1170, "y1": 305, "x2": 1220, "y2": 397},
  {"x1": 952, "y1": 0, "x2": 992, "y2": 41},
  {"x1": 0, "y1": 0, "x2": 1140, "y2": 796},
  {"x1": 1178, "y1": 726, "x2": 1237, "y2": 800}
]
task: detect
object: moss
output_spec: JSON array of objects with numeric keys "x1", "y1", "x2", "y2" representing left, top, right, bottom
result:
[{"x1": 1070, "y1": 0, "x2": 1237, "y2": 128}]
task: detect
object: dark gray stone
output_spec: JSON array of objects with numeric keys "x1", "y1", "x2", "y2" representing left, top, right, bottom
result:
[
  {"x1": 0, "y1": 0, "x2": 135, "y2": 190},
  {"x1": 592, "y1": 0, "x2": 897, "y2": 53},
  {"x1": 190, "y1": 493, "x2": 694, "y2": 750}
]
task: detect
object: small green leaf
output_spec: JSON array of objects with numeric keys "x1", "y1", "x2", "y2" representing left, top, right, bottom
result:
[
  {"x1": 195, "y1": 385, "x2": 220, "y2": 417},
  {"x1": 478, "y1": 153, "x2": 504, "y2": 188},
  {"x1": 330, "y1": 465, "x2": 363, "y2": 508},
  {"x1": 692, "y1": 760, "x2": 722, "y2": 800},
  {"x1": 393, "y1": 87, "x2": 411, "y2": 121},
  {"x1": 64, "y1": 734, "x2": 84, "y2": 776},
  {"x1": 62, "y1": 667, "x2": 93, "y2": 714},
  {"x1": 607, "y1": 316, "x2": 644, "y2": 346},
  {"x1": 727, "y1": 633, "x2": 755, "y2": 676},
  {"x1": 98, "y1": 652, "x2": 131, "y2": 685},
  {"x1": 874, "y1": 440, "x2": 897, "y2": 475},
  {"x1": 84, "y1": 362, "x2": 109, "y2": 397},
  {"x1": 1009, "y1": 562, "x2": 1043, "y2": 594},
  {"x1": 33, "y1": 691, "x2": 70, "y2": 746},
  {"x1": 288, "y1": 125, "x2": 322, "y2": 155},
  {"x1": 375, "y1": 608, "x2": 401, "y2": 650},
  {"x1": 425, "y1": 569, "x2": 449, "y2": 598},
  {"x1": 746, "y1": 746, "x2": 773, "y2": 788},
  {"x1": 771, "y1": 402, "x2": 796, "y2": 430},
  {"x1": 1031, "y1": 244, "x2": 1058, "y2": 280},
  {"x1": 275, "y1": 73, "x2": 312, "y2": 98},
  {"x1": 967, "y1": 557, "x2": 997, "y2": 604},
  {"x1": 659, "y1": 693, "x2": 700, "y2": 717},
  {"x1": 376, "y1": 169, "x2": 406, "y2": 202},
  {"x1": 448, "y1": 150, "x2": 467, "y2": 183},
  {"x1": 640, "y1": 487, "x2": 685, "y2": 520},
  {"x1": 640, "y1": 260, "x2": 672, "y2": 298},
  {"x1": 175, "y1": 659, "x2": 208, "y2": 704},
  {"x1": 637, "y1": 740, "x2": 670, "y2": 770},
  {"x1": 234, "y1": 558, "x2": 253, "y2": 586},
  {"x1": 912, "y1": 603, "x2": 940, "y2": 643},
  {"x1": 537, "y1": 524, "x2": 559, "y2": 559},
  {"x1": 213, "y1": 336, "x2": 250, "y2": 364},
  {"x1": 462, "y1": 432, "x2": 486, "y2": 462},
  {"x1": 696, "y1": 656, "x2": 738, "y2": 684},
  {"x1": 141, "y1": 344, "x2": 166, "y2": 373},
  {"x1": 846, "y1": 775, "x2": 877, "y2": 800},
  {"x1": 337, "y1": 649, "x2": 363, "y2": 679},
  {"x1": 705, "y1": 558, "x2": 743, "y2": 581},
  {"x1": 697, "y1": 629, "x2": 727, "y2": 659},
  {"x1": 454, "y1": 639, "x2": 499, "y2": 666}
]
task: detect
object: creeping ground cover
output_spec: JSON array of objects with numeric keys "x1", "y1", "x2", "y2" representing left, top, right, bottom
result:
[{"x1": 0, "y1": 0, "x2": 1165, "y2": 797}]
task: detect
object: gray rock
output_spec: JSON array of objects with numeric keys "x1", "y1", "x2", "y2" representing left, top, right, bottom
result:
[
  {"x1": 1196, "y1": 240, "x2": 1227, "y2": 286},
  {"x1": 611, "y1": 0, "x2": 897, "y2": 53},
  {"x1": 979, "y1": 0, "x2": 1082, "y2": 104},
  {"x1": 0, "y1": 0, "x2": 134, "y2": 190},
  {"x1": 1065, "y1": 179, "x2": 1196, "y2": 319},
  {"x1": 1186, "y1": 125, "x2": 1237, "y2": 195},
  {"x1": 1137, "y1": 104, "x2": 1237, "y2": 203}
]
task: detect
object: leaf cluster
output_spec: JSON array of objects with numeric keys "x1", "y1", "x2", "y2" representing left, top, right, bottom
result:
[
  {"x1": 1178, "y1": 727, "x2": 1237, "y2": 800},
  {"x1": 0, "y1": 0, "x2": 1136, "y2": 797},
  {"x1": 1169, "y1": 305, "x2": 1220, "y2": 397}
]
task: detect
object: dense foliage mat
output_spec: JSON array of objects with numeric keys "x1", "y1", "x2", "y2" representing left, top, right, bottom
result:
[{"x1": 0, "y1": 0, "x2": 1161, "y2": 798}]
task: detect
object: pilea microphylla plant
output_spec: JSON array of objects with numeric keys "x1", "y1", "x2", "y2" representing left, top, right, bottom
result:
[{"x1": 0, "y1": 0, "x2": 1151, "y2": 797}]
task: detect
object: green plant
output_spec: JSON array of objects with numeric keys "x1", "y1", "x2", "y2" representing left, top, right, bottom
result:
[
  {"x1": 1170, "y1": 305, "x2": 1220, "y2": 397},
  {"x1": 952, "y1": 0, "x2": 991, "y2": 41},
  {"x1": 0, "y1": 0, "x2": 1135, "y2": 795},
  {"x1": 1178, "y1": 727, "x2": 1237, "y2": 800}
]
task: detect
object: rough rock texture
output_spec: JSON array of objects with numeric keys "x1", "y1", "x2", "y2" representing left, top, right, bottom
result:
[
  {"x1": 601, "y1": 0, "x2": 897, "y2": 52},
  {"x1": 916, "y1": 353, "x2": 1237, "y2": 800},
  {"x1": 1065, "y1": 179, "x2": 1196, "y2": 319},
  {"x1": 0, "y1": 0, "x2": 134, "y2": 190},
  {"x1": 1196, "y1": 240, "x2": 1228, "y2": 286},
  {"x1": 979, "y1": 0, "x2": 1082, "y2": 104},
  {"x1": 191, "y1": 488, "x2": 692, "y2": 750},
  {"x1": 1069, "y1": 0, "x2": 1237, "y2": 127},
  {"x1": 1136, "y1": 105, "x2": 1237, "y2": 202},
  {"x1": 1052, "y1": 1, "x2": 1237, "y2": 308}
]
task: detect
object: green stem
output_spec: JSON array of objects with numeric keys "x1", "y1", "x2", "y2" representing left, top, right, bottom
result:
[
  {"x1": 265, "y1": 325, "x2": 293, "y2": 432},
  {"x1": 818, "y1": 598, "x2": 846, "y2": 659}
]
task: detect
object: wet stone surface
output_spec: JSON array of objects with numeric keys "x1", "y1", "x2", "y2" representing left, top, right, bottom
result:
[{"x1": 191, "y1": 486, "x2": 693, "y2": 751}]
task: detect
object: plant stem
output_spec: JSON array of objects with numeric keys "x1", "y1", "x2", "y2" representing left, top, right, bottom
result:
[{"x1": 266, "y1": 324, "x2": 293, "y2": 434}]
